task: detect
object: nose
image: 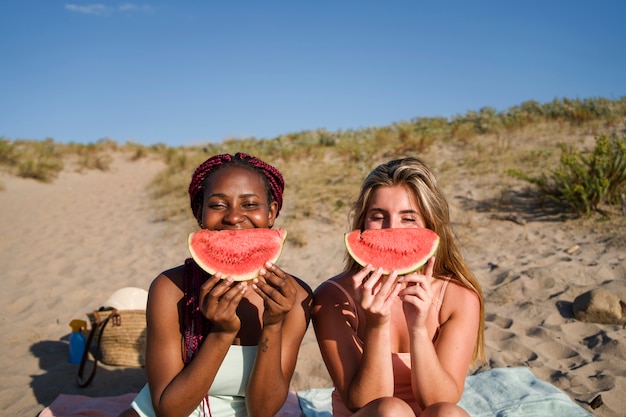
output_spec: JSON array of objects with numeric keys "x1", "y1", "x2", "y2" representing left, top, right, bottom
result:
[
  {"x1": 223, "y1": 207, "x2": 244, "y2": 225},
  {"x1": 387, "y1": 215, "x2": 403, "y2": 229}
]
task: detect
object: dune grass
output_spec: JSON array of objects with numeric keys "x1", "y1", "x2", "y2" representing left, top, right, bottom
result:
[{"x1": 2, "y1": 97, "x2": 625, "y2": 237}]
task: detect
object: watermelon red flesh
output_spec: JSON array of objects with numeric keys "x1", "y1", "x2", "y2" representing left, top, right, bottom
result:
[
  {"x1": 188, "y1": 228, "x2": 286, "y2": 281},
  {"x1": 345, "y1": 228, "x2": 439, "y2": 275}
]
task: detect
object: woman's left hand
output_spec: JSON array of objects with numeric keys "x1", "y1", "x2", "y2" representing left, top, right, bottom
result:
[
  {"x1": 254, "y1": 262, "x2": 297, "y2": 326},
  {"x1": 399, "y1": 256, "x2": 436, "y2": 331}
]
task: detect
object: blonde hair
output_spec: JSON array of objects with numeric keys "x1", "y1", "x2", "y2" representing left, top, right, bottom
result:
[{"x1": 346, "y1": 156, "x2": 485, "y2": 362}]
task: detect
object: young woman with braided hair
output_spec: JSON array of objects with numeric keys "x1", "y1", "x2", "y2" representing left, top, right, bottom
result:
[
  {"x1": 119, "y1": 152, "x2": 312, "y2": 417},
  {"x1": 312, "y1": 156, "x2": 484, "y2": 417}
]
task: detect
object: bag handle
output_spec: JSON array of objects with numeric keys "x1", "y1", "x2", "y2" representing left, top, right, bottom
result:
[{"x1": 76, "y1": 309, "x2": 118, "y2": 387}]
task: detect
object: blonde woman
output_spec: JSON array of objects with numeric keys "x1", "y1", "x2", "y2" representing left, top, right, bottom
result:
[{"x1": 312, "y1": 156, "x2": 484, "y2": 417}]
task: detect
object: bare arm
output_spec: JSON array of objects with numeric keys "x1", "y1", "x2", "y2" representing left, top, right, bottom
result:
[
  {"x1": 245, "y1": 263, "x2": 312, "y2": 417},
  {"x1": 400, "y1": 260, "x2": 479, "y2": 408},
  {"x1": 145, "y1": 270, "x2": 247, "y2": 417},
  {"x1": 312, "y1": 267, "x2": 402, "y2": 411}
]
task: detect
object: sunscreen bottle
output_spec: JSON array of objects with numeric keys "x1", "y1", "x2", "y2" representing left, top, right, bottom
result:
[{"x1": 69, "y1": 319, "x2": 87, "y2": 364}]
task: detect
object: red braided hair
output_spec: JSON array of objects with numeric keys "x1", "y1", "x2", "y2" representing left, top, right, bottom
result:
[{"x1": 188, "y1": 152, "x2": 284, "y2": 225}]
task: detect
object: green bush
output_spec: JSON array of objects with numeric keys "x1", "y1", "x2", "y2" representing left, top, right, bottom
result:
[
  {"x1": 73, "y1": 143, "x2": 113, "y2": 172},
  {"x1": 508, "y1": 134, "x2": 626, "y2": 216},
  {"x1": 16, "y1": 139, "x2": 64, "y2": 182},
  {"x1": 17, "y1": 157, "x2": 64, "y2": 182},
  {"x1": 0, "y1": 138, "x2": 18, "y2": 167}
]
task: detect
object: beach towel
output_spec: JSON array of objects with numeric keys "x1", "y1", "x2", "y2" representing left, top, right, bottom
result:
[
  {"x1": 296, "y1": 367, "x2": 593, "y2": 417},
  {"x1": 39, "y1": 367, "x2": 592, "y2": 417},
  {"x1": 38, "y1": 391, "x2": 303, "y2": 417},
  {"x1": 458, "y1": 367, "x2": 593, "y2": 417}
]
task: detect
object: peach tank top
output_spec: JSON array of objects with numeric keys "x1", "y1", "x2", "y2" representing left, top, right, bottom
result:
[{"x1": 323, "y1": 278, "x2": 450, "y2": 417}]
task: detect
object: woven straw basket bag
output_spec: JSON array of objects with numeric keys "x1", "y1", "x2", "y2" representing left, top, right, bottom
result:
[
  {"x1": 89, "y1": 309, "x2": 147, "y2": 366},
  {"x1": 76, "y1": 287, "x2": 147, "y2": 387},
  {"x1": 77, "y1": 308, "x2": 146, "y2": 387}
]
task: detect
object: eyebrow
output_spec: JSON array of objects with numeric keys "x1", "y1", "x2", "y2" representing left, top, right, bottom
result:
[
  {"x1": 206, "y1": 192, "x2": 261, "y2": 199},
  {"x1": 368, "y1": 207, "x2": 418, "y2": 214}
]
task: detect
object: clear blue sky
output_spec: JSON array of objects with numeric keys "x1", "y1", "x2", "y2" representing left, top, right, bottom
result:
[{"x1": 1, "y1": 1, "x2": 625, "y2": 147}]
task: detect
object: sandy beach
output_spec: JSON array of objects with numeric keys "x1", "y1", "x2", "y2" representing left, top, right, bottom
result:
[{"x1": 1, "y1": 151, "x2": 624, "y2": 417}]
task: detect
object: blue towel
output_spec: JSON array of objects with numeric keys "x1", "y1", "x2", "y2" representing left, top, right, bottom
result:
[
  {"x1": 296, "y1": 387, "x2": 333, "y2": 417},
  {"x1": 296, "y1": 367, "x2": 592, "y2": 417}
]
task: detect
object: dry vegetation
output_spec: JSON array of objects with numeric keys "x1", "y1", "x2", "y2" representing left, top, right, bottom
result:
[{"x1": 2, "y1": 97, "x2": 625, "y2": 245}]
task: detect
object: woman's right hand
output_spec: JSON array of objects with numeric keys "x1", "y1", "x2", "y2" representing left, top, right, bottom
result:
[
  {"x1": 198, "y1": 274, "x2": 248, "y2": 334},
  {"x1": 351, "y1": 265, "x2": 402, "y2": 326}
]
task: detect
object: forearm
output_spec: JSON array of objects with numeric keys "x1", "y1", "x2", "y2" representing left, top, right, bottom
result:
[
  {"x1": 246, "y1": 323, "x2": 289, "y2": 417},
  {"x1": 347, "y1": 324, "x2": 394, "y2": 409},
  {"x1": 409, "y1": 330, "x2": 461, "y2": 407},
  {"x1": 153, "y1": 331, "x2": 236, "y2": 417}
]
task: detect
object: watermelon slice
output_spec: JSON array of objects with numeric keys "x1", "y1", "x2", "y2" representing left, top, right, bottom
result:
[
  {"x1": 188, "y1": 228, "x2": 287, "y2": 281},
  {"x1": 345, "y1": 228, "x2": 439, "y2": 275}
]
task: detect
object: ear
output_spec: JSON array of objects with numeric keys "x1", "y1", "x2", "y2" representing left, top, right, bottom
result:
[{"x1": 268, "y1": 201, "x2": 279, "y2": 227}]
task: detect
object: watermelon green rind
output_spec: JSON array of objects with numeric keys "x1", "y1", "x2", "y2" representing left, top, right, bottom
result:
[
  {"x1": 188, "y1": 228, "x2": 287, "y2": 281},
  {"x1": 345, "y1": 228, "x2": 439, "y2": 275}
]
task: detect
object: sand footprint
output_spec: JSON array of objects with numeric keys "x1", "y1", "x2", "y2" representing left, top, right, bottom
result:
[
  {"x1": 486, "y1": 336, "x2": 539, "y2": 368},
  {"x1": 485, "y1": 312, "x2": 513, "y2": 329},
  {"x1": 526, "y1": 326, "x2": 550, "y2": 338},
  {"x1": 534, "y1": 340, "x2": 580, "y2": 360},
  {"x1": 584, "y1": 330, "x2": 626, "y2": 360}
]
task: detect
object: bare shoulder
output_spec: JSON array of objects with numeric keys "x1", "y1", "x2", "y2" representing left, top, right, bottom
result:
[
  {"x1": 292, "y1": 275, "x2": 313, "y2": 300},
  {"x1": 313, "y1": 272, "x2": 352, "y2": 307},
  {"x1": 441, "y1": 278, "x2": 480, "y2": 320},
  {"x1": 288, "y1": 275, "x2": 314, "y2": 320},
  {"x1": 445, "y1": 279, "x2": 480, "y2": 302},
  {"x1": 148, "y1": 265, "x2": 185, "y2": 303},
  {"x1": 145, "y1": 266, "x2": 186, "y2": 335}
]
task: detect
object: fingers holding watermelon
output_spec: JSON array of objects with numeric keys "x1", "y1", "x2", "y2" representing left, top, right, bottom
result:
[
  {"x1": 199, "y1": 274, "x2": 248, "y2": 334},
  {"x1": 343, "y1": 228, "x2": 440, "y2": 329},
  {"x1": 399, "y1": 256, "x2": 436, "y2": 329},
  {"x1": 351, "y1": 263, "x2": 375, "y2": 288},
  {"x1": 353, "y1": 266, "x2": 403, "y2": 325},
  {"x1": 254, "y1": 262, "x2": 297, "y2": 326}
]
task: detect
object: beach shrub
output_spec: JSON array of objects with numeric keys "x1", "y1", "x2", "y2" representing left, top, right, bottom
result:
[
  {"x1": 77, "y1": 152, "x2": 113, "y2": 172},
  {"x1": 74, "y1": 143, "x2": 113, "y2": 172},
  {"x1": 508, "y1": 134, "x2": 626, "y2": 216},
  {"x1": 126, "y1": 141, "x2": 149, "y2": 161},
  {"x1": 0, "y1": 138, "x2": 18, "y2": 167},
  {"x1": 16, "y1": 139, "x2": 64, "y2": 182}
]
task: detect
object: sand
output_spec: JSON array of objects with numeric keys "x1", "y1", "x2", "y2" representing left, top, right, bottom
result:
[{"x1": 0, "y1": 153, "x2": 624, "y2": 417}]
